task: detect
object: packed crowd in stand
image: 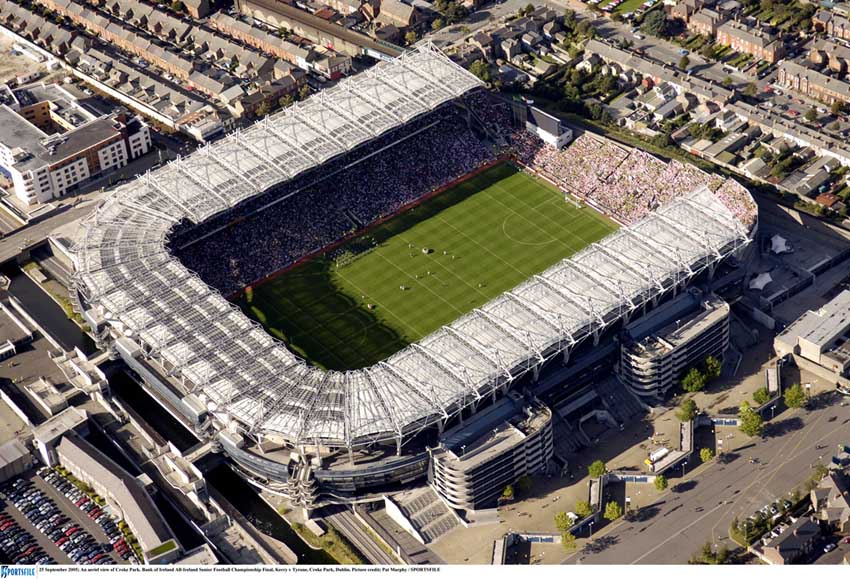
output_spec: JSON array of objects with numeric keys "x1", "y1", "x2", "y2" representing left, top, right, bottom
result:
[
  {"x1": 175, "y1": 110, "x2": 495, "y2": 295},
  {"x1": 174, "y1": 90, "x2": 756, "y2": 298},
  {"x1": 511, "y1": 127, "x2": 756, "y2": 227}
]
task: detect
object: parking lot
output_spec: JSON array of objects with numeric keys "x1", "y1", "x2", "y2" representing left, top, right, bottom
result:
[{"x1": 0, "y1": 468, "x2": 134, "y2": 565}]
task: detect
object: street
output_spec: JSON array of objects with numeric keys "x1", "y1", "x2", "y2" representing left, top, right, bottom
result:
[{"x1": 563, "y1": 391, "x2": 850, "y2": 564}]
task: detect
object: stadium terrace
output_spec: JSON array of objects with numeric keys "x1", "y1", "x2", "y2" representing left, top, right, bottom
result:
[{"x1": 73, "y1": 45, "x2": 755, "y2": 503}]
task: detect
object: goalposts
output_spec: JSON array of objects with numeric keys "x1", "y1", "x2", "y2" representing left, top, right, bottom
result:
[{"x1": 564, "y1": 194, "x2": 582, "y2": 209}]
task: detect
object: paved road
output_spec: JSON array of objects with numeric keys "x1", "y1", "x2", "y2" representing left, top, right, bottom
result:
[{"x1": 563, "y1": 391, "x2": 850, "y2": 564}]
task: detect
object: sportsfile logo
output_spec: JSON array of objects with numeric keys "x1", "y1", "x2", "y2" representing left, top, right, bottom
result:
[{"x1": 0, "y1": 566, "x2": 36, "y2": 578}]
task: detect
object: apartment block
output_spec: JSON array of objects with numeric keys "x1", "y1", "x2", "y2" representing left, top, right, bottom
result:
[{"x1": 0, "y1": 82, "x2": 150, "y2": 205}]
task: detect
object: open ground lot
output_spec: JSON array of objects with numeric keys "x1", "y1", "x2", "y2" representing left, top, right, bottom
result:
[{"x1": 238, "y1": 163, "x2": 617, "y2": 370}]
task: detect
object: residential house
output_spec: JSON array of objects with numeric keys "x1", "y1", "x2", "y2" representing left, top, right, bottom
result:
[
  {"x1": 815, "y1": 9, "x2": 850, "y2": 41},
  {"x1": 810, "y1": 39, "x2": 850, "y2": 74},
  {"x1": 777, "y1": 61, "x2": 850, "y2": 106},
  {"x1": 760, "y1": 517, "x2": 821, "y2": 565},
  {"x1": 688, "y1": 8, "x2": 726, "y2": 36},
  {"x1": 716, "y1": 21, "x2": 785, "y2": 63},
  {"x1": 811, "y1": 471, "x2": 850, "y2": 534}
]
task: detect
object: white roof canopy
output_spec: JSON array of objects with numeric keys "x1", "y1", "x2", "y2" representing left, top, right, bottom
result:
[{"x1": 74, "y1": 45, "x2": 753, "y2": 449}]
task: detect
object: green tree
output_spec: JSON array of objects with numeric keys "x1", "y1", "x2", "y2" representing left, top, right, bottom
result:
[
  {"x1": 831, "y1": 100, "x2": 844, "y2": 115},
  {"x1": 516, "y1": 474, "x2": 533, "y2": 494},
  {"x1": 722, "y1": 76, "x2": 733, "y2": 88},
  {"x1": 682, "y1": 368, "x2": 706, "y2": 393},
  {"x1": 603, "y1": 501, "x2": 623, "y2": 521},
  {"x1": 575, "y1": 500, "x2": 593, "y2": 519},
  {"x1": 753, "y1": 386, "x2": 771, "y2": 405},
  {"x1": 171, "y1": 0, "x2": 184, "y2": 11},
  {"x1": 469, "y1": 59, "x2": 491, "y2": 83},
  {"x1": 738, "y1": 401, "x2": 764, "y2": 437},
  {"x1": 278, "y1": 94, "x2": 294, "y2": 109},
  {"x1": 704, "y1": 355, "x2": 722, "y2": 380},
  {"x1": 554, "y1": 511, "x2": 573, "y2": 532},
  {"x1": 700, "y1": 447, "x2": 714, "y2": 463},
  {"x1": 255, "y1": 101, "x2": 271, "y2": 117},
  {"x1": 641, "y1": 10, "x2": 669, "y2": 37},
  {"x1": 298, "y1": 84, "x2": 310, "y2": 101},
  {"x1": 743, "y1": 82, "x2": 758, "y2": 97},
  {"x1": 502, "y1": 485, "x2": 514, "y2": 500},
  {"x1": 431, "y1": 18, "x2": 444, "y2": 30},
  {"x1": 654, "y1": 474, "x2": 668, "y2": 491},
  {"x1": 561, "y1": 531, "x2": 577, "y2": 552},
  {"x1": 804, "y1": 107, "x2": 818, "y2": 122},
  {"x1": 677, "y1": 398, "x2": 698, "y2": 422},
  {"x1": 404, "y1": 30, "x2": 418, "y2": 45},
  {"x1": 588, "y1": 459, "x2": 607, "y2": 478},
  {"x1": 784, "y1": 383, "x2": 806, "y2": 409},
  {"x1": 700, "y1": 43, "x2": 715, "y2": 59},
  {"x1": 524, "y1": 3, "x2": 534, "y2": 15},
  {"x1": 678, "y1": 55, "x2": 690, "y2": 70},
  {"x1": 563, "y1": 8, "x2": 577, "y2": 30}
]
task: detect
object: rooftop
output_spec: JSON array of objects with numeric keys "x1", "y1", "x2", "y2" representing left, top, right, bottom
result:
[
  {"x1": 776, "y1": 289, "x2": 850, "y2": 351},
  {"x1": 56, "y1": 433, "x2": 176, "y2": 554},
  {"x1": 32, "y1": 406, "x2": 88, "y2": 445}
]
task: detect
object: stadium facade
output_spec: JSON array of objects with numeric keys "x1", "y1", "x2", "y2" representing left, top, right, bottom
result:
[{"x1": 72, "y1": 44, "x2": 756, "y2": 511}]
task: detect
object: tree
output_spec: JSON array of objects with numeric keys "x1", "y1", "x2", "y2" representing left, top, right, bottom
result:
[
  {"x1": 603, "y1": 501, "x2": 623, "y2": 521},
  {"x1": 682, "y1": 368, "x2": 706, "y2": 393},
  {"x1": 171, "y1": 0, "x2": 184, "y2": 11},
  {"x1": 722, "y1": 76, "x2": 733, "y2": 88},
  {"x1": 743, "y1": 82, "x2": 758, "y2": 97},
  {"x1": 501, "y1": 485, "x2": 514, "y2": 500},
  {"x1": 678, "y1": 55, "x2": 690, "y2": 70},
  {"x1": 677, "y1": 398, "x2": 698, "y2": 422},
  {"x1": 469, "y1": 59, "x2": 491, "y2": 83},
  {"x1": 588, "y1": 459, "x2": 607, "y2": 478},
  {"x1": 784, "y1": 382, "x2": 806, "y2": 409},
  {"x1": 704, "y1": 355, "x2": 721, "y2": 380},
  {"x1": 804, "y1": 107, "x2": 818, "y2": 123},
  {"x1": 641, "y1": 10, "x2": 669, "y2": 38},
  {"x1": 753, "y1": 386, "x2": 771, "y2": 405},
  {"x1": 516, "y1": 474, "x2": 533, "y2": 494},
  {"x1": 278, "y1": 94, "x2": 294, "y2": 109},
  {"x1": 700, "y1": 43, "x2": 715, "y2": 59},
  {"x1": 654, "y1": 474, "x2": 668, "y2": 491},
  {"x1": 404, "y1": 30, "x2": 418, "y2": 45},
  {"x1": 831, "y1": 100, "x2": 844, "y2": 115},
  {"x1": 431, "y1": 18, "x2": 444, "y2": 30},
  {"x1": 700, "y1": 447, "x2": 714, "y2": 463},
  {"x1": 563, "y1": 9, "x2": 577, "y2": 30},
  {"x1": 575, "y1": 500, "x2": 593, "y2": 519},
  {"x1": 255, "y1": 101, "x2": 271, "y2": 117},
  {"x1": 298, "y1": 84, "x2": 311, "y2": 101},
  {"x1": 524, "y1": 3, "x2": 534, "y2": 15},
  {"x1": 561, "y1": 531, "x2": 577, "y2": 552},
  {"x1": 738, "y1": 401, "x2": 764, "y2": 437},
  {"x1": 554, "y1": 511, "x2": 573, "y2": 532}
]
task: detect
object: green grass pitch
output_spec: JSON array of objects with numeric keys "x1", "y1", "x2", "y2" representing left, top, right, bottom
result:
[{"x1": 237, "y1": 163, "x2": 618, "y2": 370}]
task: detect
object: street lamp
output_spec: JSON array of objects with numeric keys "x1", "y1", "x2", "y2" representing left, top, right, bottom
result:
[
  {"x1": 770, "y1": 405, "x2": 776, "y2": 419},
  {"x1": 588, "y1": 520, "x2": 594, "y2": 537}
]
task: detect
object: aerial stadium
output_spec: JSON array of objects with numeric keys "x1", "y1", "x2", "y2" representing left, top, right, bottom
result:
[{"x1": 72, "y1": 44, "x2": 757, "y2": 515}]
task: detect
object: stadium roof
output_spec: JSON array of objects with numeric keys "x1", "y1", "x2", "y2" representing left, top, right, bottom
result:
[{"x1": 74, "y1": 45, "x2": 753, "y2": 450}]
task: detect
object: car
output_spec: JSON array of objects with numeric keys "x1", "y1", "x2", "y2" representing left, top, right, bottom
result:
[
  {"x1": 679, "y1": 49, "x2": 689, "y2": 55},
  {"x1": 65, "y1": 527, "x2": 80, "y2": 537},
  {"x1": 55, "y1": 537, "x2": 68, "y2": 547},
  {"x1": 824, "y1": 543, "x2": 837, "y2": 553},
  {"x1": 91, "y1": 553, "x2": 107, "y2": 564}
]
